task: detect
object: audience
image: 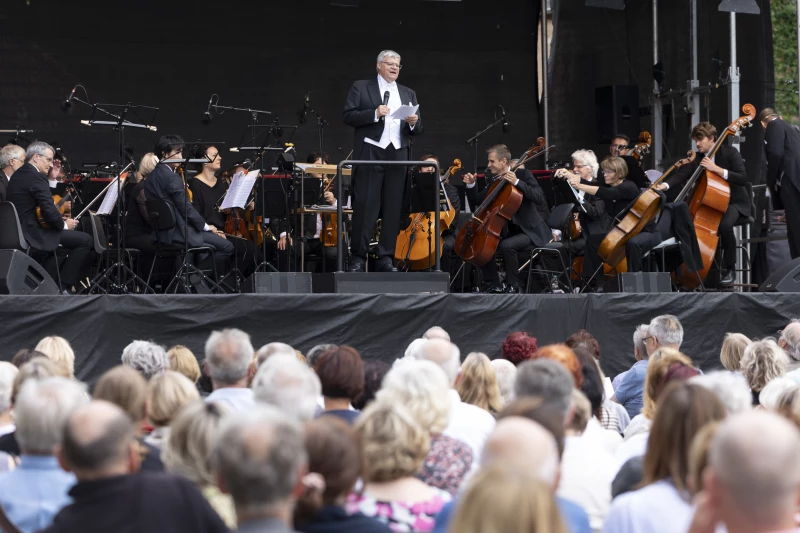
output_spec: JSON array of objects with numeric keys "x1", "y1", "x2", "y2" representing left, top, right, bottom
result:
[
  {"x1": 0, "y1": 362, "x2": 19, "y2": 437},
  {"x1": 501, "y1": 331, "x2": 538, "y2": 366},
  {"x1": 455, "y1": 352, "x2": 504, "y2": 416},
  {"x1": 306, "y1": 344, "x2": 337, "y2": 369},
  {"x1": 0, "y1": 358, "x2": 60, "y2": 456},
  {"x1": 422, "y1": 326, "x2": 450, "y2": 342},
  {"x1": 757, "y1": 376, "x2": 797, "y2": 411},
  {"x1": 489, "y1": 359, "x2": 516, "y2": 406},
  {"x1": 315, "y1": 346, "x2": 364, "y2": 424},
  {"x1": 144, "y1": 371, "x2": 200, "y2": 448},
  {"x1": 121, "y1": 340, "x2": 169, "y2": 380},
  {"x1": 514, "y1": 359, "x2": 574, "y2": 425},
  {"x1": 11, "y1": 349, "x2": 46, "y2": 369},
  {"x1": 719, "y1": 332, "x2": 751, "y2": 372},
  {"x1": 251, "y1": 355, "x2": 321, "y2": 422},
  {"x1": 611, "y1": 324, "x2": 648, "y2": 390},
  {"x1": 740, "y1": 339, "x2": 789, "y2": 405},
  {"x1": 34, "y1": 336, "x2": 77, "y2": 379},
  {"x1": 573, "y1": 346, "x2": 628, "y2": 434},
  {"x1": 777, "y1": 319, "x2": 800, "y2": 361},
  {"x1": 690, "y1": 371, "x2": 752, "y2": 415},
  {"x1": 254, "y1": 342, "x2": 296, "y2": 368},
  {"x1": 204, "y1": 329, "x2": 255, "y2": 412},
  {"x1": 166, "y1": 345, "x2": 202, "y2": 384},
  {"x1": 352, "y1": 359, "x2": 390, "y2": 411},
  {"x1": 533, "y1": 344, "x2": 583, "y2": 388}
]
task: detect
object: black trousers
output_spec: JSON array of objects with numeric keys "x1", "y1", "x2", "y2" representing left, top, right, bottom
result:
[
  {"x1": 278, "y1": 238, "x2": 338, "y2": 272},
  {"x1": 195, "y1": 232, "x2": 234, "y2": 276},
  {"x1": 350, "y1": 143, "x2": 408, "y2": 260},
  {"x1": 718, "y1": 204, "x2": 742, "y2": 269},
  {"x1": 480, "y1": 232, "x2": 534, "y2": 287},
  {"x1": 32, "y1": 230, "x2": 93, "y2": 288},
  {"x1": 228, "y1": 236, "x2": 259, "y2": 277},
  {"x1": 441, "y1": 232, "x2": 456, "y2": 272},
  {"x1": 541, "y1": 237, "x2": 586, "y2": 281},
  {"x1": 582, "y1": 231, "x2": 662, "y2": 276},
  {"x1": 781, "y1": 180, "x2": 800, "y2": 259}
]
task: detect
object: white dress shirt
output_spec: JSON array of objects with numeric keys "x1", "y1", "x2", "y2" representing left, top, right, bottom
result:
[
  {"x1": 205, "y1": 387, "x2": 255, "y2": 413},
  {"x1": 365, "y1": 75, "x2": 411, "y2": 150},
  {"x1": 558, "y1": 435, "x2": 616, "y2": 532},
  {"x1": 442, "y1": 389, "x2": 496, "y2": 466},
  {"x1": 663, "y1": 154, "x2": 728, "y2": 190}
]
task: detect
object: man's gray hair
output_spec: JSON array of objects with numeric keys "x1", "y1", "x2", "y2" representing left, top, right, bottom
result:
[
  {"x1": 690, "y1": 371, "x2": 752, "y2": 414},
  {"x1": 205, "y1": 328, "x2": 254, "y2": 386},
  {"x1": 25, "y1": 141, "x2": 54, "y2": 161},
  {"x1": 377, "y1": 49, "x2": 401, "y2": 63},
  {"x1": 0, "y1": 144, "x2": 25, "y2": 168},
  {"x1": 0, "y1": 363, "x2": 18, "y2": 414},
  {"x1": 633, "y1": 324, "x2": 649, "y2": 359},
  {"x1": 252, "y1": 355, "x2": 321, "y2": 422},
  {"x1": 571, "y1": 149, "x2": 599, "y2": 179},
  {"x1": 649, "y1": 314, "x2": 684, "y2": 347},
  {"x1": 212, "y1": 405, "x2": 307, "y2": 514},
  {"x1": 490, "y1": 358, "x2": 517, "y2": 405},
  {"x1": 306, "y1": 344, "x2": 337, "y2": 368},
  {"x1": 405, "y1": 339, "x2": 461, "y2": 386},
  {"x1": 780, "y1": 320, "x2": 800, "y2": 361},
  {"x1": 16, "y1": 377, "x2": 89, "y2": 454},
  {"x1": 514, "y1": 359, "x2": 574, "y2": 422},
  {"x1": 255, "y1": 342, "x2": 295, "y2": 368},
  {"x1": 121, "y1": 340, "x2": 170, "y2": 380}
]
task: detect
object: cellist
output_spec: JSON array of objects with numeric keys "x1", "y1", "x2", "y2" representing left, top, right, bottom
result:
[
  {"x1": 461, "y1": 144, "x2": 550, "y2": 293},
  {"x1": 654, "y1": 122, "x2": 749, "y2": 285},
  {"x1": 416, "y1": 154, "x2": 461, "y2": 271}
]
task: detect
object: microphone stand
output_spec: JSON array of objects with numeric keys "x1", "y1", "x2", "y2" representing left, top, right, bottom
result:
[{"x1": 465, "y1": 115, "x2": 506, "y2": 174}]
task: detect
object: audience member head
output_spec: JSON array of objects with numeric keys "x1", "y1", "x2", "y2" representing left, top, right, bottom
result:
[
  {"x1": 641, "y1": 348, "x2": 694, "y2": 418},
  {"x1": 352, "y1": 358, "x2": 390, "y2": 411},
  {"x1": 377, "y1": 359, "x2": 451, "y2": 434},
  {"x1": 422, "y1": 326, "x2": 450, "y2": 341},
  {"x1": 315, "y1": 346, "x2": 364, "y2": 403},
  {"x1": 456, "y1": 352, "x2": 504, "y2": 414},
  {"x1": 740, "y1": 339, "x2": 789, "y2": 394},
  {"x1": 12, "y1": 357, "x2": 58, "y2": 406},
  {"x1": 166, "y1": 345, "x2": 201, "y2": 383},
  {"x1": 642, "y1": 382, "x2": 726, "y2": 494},
  {"x1": 646, "y1": 314, "x2": 684, "y2": 355},
  {"x1": 406, "y1": 338, "x2": 461, "y2": 386},
  {"x1": 720, "y1": 333, "x2": 752, "y2": 371},
  {"x1": 34, "y1": 335, "x2": 76, "y2": 378},
  {"x1": 481, "y1": 417, "x2": 560, "y2": 489},
  {"x1": 355, "y1": 402, "x2": 429, "y2": 483},
  {"x1": 499, "y1": 397, "x2": 566, "y2": 458},
  {"x1": 565, "y1": 329, "x2": 601, "y2": 362},
  {"x1": 632, "y1": 324, "x2": 649, "y2": 361},
  {"x1": 121, "y1": 340, "x2": 169, "y2": 380},
  {"x1": 758, "y1": 377, "x2": 798, "y2": 411},
  {"x1": 501, "y1": 331, "x2": 538, "y2": 366},
  {"x1": 778, "y1": 320, "x2": 800, "y2": 361},
  {"x1": 306, "y1": 344, "x2": 337, "y2": 369},
  {"x1": 16, "y1": 377, "x2": 88, "y2": 455},
  {"x1": 146, "y1": 371, "x2": 200, "y2": 427},
  {"x1": 58, "y1": 400, "x2": 138, "y2": 481},
  {"x1": 687, "y1": 421, "x2": 721, "y2": 495},
  {"x1": 690, "y1": 371, "x2": 752, "y2": 415},
  {"x1": 532, "y1": 344, "x2": 582, "y2": 388},
  {"x1": 0, "y1": 363, "x2": 19, "y2": 419},
  {"x1": 252, "y1": 355, "x2": 321, "y2": 422},
  {"x1": 93, "y1": 366, "x2": 147, "y2": 425},
  {"x1": 11, "y1": 348, "x2": 47, "y2": 368},
  {"x1": 515, "y1": 359, "x2": 574, "y2": 423},
  {"x1": 567, "y1": 390, "x2": 592, "y2": 434},
  {"x1": 255, "y1": 342, "x2": 296, "y2": 368},
  {"x1": 572, "y1": 346, "x2": 605, "y2": 419},
  {"x1": 205, "y1": 328, "x2": 254, "y2": 388},
  {"x1": 163, "y1": 400, "x2": 229, "y2": 486},
  {"x1": 490, "y1": 359, "x2": 517, "y2": 406},
  {"x1": 448, "y1": 462, "x2": 568, "y2": 533}
]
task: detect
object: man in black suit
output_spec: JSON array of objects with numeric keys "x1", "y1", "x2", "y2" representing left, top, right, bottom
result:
[
  {"x1": 462, "y1": 144, "x2": 551, "y2": 293},
  {"x1": 609, "y1": 134, "x2": 649, "y2": 189},
  {"x1": 656, "y1": 122, "x2": 749, "y2": 284},
  {"x1": 7, "y1": 141, "x2": 92, "y2": 293},
  {"x1": 143, "y1": 135, "x2": 233, "y2": 273},
  {"x1": 343, "y1": 49, "x2": 422, "y2": 272},
  {"x1": 0, "y1": 144, "x2": 25, "y2": 202},
  {"x1": 760, "y1": 108, "x2": 800, "y2": 259}
]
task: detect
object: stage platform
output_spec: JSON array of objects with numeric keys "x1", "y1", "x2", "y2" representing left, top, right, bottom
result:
[{"x1": 2, "y1": 292, "x2": 799, "y2": 384}]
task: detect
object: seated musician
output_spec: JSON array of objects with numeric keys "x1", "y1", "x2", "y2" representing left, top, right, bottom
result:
[
  {"x1": 276, "y1": 152, "x2": 338, "y2": 272},
  {"x1": 417, "y1": 154, "x2": 460, "y2": 271},
  {"x1": 6, "y1": 141, "x2": 92, "y2": 294},
  {"x1": 565, "y1": 156, "x2": 661, "y2": 278},
  {"x1": 143, "y1": 135, "x2": 233, "y2": 275},
  {"x1": 0, "y1": 144, "x2": 25, "y2": 202},
  {"x1": 462, "y1": 144, "x2": 551, "y2": 294},
  {"x1": 609, "y1": 133, "x2": 649, "y2": 188},
  {"x1": 655, "y1": 122, "x2": 748, "y2": 285},
  {"x1": 125, "y1": 153, "x2": 160, "y2": 266}
]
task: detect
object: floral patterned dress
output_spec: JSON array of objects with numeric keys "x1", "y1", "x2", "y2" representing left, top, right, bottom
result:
[
  {"x1": 416, "y1": 434, "x2": 473, "y2": 496},
  {"x1": 346, "y1": 488, "x2": 452, "y2": 533}
]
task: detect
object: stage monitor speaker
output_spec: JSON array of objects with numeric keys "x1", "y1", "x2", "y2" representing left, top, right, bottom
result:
[
  {"x1": 313, "y1": 272, "x2": 449, "y2": 294},
  {"x1": 595, "y1": 85, "x2": 640, "y2": 145},
  {"x1": 0, "y1": 250, "x2": 60, "y2": 295},
  {"x1": 759, "y1": 257, "x2": 800, "y2": 292},
  {"x1": 242, "y1": 272, "x2": 312, "y2": 294},
  {"x1": 604, "y1": 272, "x2": 671, "y2": 293}
]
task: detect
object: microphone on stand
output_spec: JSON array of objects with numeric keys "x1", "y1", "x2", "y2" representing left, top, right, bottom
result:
[
  {"x1": 201, "y1": 94, "x2": 215, "y2": 125},
  {"x1": 298, "y1": 92, "x2": 310, "y2": 124},
  {"x1": 61, "y1": 85, "x2": 78, "y2": 114},
  {"x1": 499, "y1": 104, "x2": 510, "y2": 133}
]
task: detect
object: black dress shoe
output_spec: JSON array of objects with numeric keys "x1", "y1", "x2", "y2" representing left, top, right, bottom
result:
[
  {"x1": 485, "y1": 284, "x2": 506, "y2": 294},
  {"x1": 504, "y1": 285, "x2": 520, "y2": 294},
  {"x1": 720, "y1": 269, "x2": 735, "y2": 285},
  {"x1": 376, "y1": 260, "x2": 398, "y2": 273},
  {"x1": 349, "y1": 259, "x2": 365, "y2": 272}
]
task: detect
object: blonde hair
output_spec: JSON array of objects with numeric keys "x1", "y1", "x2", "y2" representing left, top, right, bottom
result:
[
  {"x1": 456, "y1": 352, "x2": 504, "y2": 415},
  {"x1": 568, "y1": 390, "x2": 591, "y2": 433},
  {"x1": 571, "y1": 149, "x2": 599, "y2": 179},
  {"x1": 147, "y1": 371, "x2": 200, "y2": 427},
  {"x1": 138, "y1": 152, "x2": 158, "y2": 179},
  {"x1": 93, "y1": 366, "x2": 147, "y2": 422},
  {"x1": 720, "y1": 333, "x2": 752, "y2": 371},
  {"x1": 377, "y1": 359, "x2": 451, "y2": 434},
  {"x1": 688, "y1": 420, "x2": 721, "y2": 495},
  {"x1": 740, "y1": 340, "x2": 789, "y2": 393},
  {"x1": 163, "y1": 400, "x2": 229, "y2": 485},
  {"x1": 167, "y1": 346, "x2": 202, "y2": 383},
  {"x1": 34, "y1": 336, "x2": 75, "y2": 378},
  {"x1": 600, "y1": 155, "x2": 629, "y2": 179},
  {"x1": 642, "y1": 348, "x2": 694, "y2": 419},
  {"x1": 448, "y1": 462, "x2": 568, "y2": 533},
  {"x1": 12, "y1": 357, "x2": 58, "y2": 405},
  {"x1": 355, "y1": 401, "x2": 430, "y2": 483}
]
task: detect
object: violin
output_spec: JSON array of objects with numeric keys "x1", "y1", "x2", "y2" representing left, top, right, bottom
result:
[
  {"x1": 216, "y1": 167, "x2": 251, "y2": 241},
  {"x1": 394, "y1": 159, "x2": 462, "y2": 270},
  {"x1": 177, "y1": 167, "x2": 192, "y2": 202},
  {"x1": 36, "y1": 188, "x2": 75, "y2": 229},
  {"x1": 631, "y1": 131, "x2": 652, "y2": 162}
]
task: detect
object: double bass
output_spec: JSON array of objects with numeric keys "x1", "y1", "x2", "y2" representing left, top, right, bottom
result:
[
  {"x1": 673, "y1": 103, "x2": 755, "y2": 289},
  {"x1": 630, "y1": 131, "x2": 652, "y2": 162},
  {"x1": 455, "y1": 138, "x2": 550, "y2": 266}
]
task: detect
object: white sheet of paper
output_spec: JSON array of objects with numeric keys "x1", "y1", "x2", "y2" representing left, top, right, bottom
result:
[
  {"x1": 221, "y1": 170, "x2": 258, "y2": 210},
  {"x1": 96, "y1": 178, "x2": 121, "y2": 216},
  {"x1": 391, "y1": 104, "x2": 419, "y2": 120}
]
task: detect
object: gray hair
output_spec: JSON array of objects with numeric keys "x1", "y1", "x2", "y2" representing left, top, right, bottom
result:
[
  {"x1": 16, "y1": 377, "x2": 89, "y2": 454},
  {"x1": 25, "y1": 141, "x2": 55, "y2": 162},
  {"x1": 121, "y1": 340, "x2": 170, "y2": 380},
  {"x1": 422, "y1": 326, "x2": 450, "y2": 342},
  {"x1": 571, "y1": 149, "x2": 599, "y2": 179},
  {"x1": 633, "y1": 324, "x2": 649, "y2": 359},
  {"x1": 780, "y1": 320, "x2": 800, "y2": 361},
  {"x1": 0, "y1": 363, "x2": 18, "y2": 414},
  {"x1": 0, "y1": 144, "x2": 25, "y2": 168},
  {"x1": 514, "y1": 359, "x2": 574, "y2": 422},
  {"x1": 406, "y1": 339, "x2": 461, "y2": 386},
  {"x1": 758, "y1": 377, "x2": 799, "y2": 411},
  {"x1": 62, "y1": 400, "x2": 135, "y2": 472},
  {"x1": 212, "y1": 405, "x2": 307, "y2": 514},
  {"x1": 377, "y1": 50, "x2": 401, "y2": 64},
  {"x1": 306, "y1": 344, "x2": 337, "y2": 368},
  {"x1": 490, "y1": 359, "x2": 517, "y2": 405},
  {"x1": 255, "y1": 342, "x2": 295, "y2": 368},
  {"x1": 163, "y1": 400, "x2": 229, "y2": 485},
  {"x1": 252, "y1": 355, "x2": 321, "y2": 422},
  {"x1": 740, "y1": 339, "x2": 789, "y2": 392},
  {"x1": 377, "y1": 359, "x2": 452, "y2": 434},
  {"x1": 205, "y1": 329, "x2": 254, "y2": 386},
  {"x1": 648, "y1": 314, "x2": 684, "y2": 348},
  {"x1": 690, "y1": 371, "x2": 752, "y2": 415}
]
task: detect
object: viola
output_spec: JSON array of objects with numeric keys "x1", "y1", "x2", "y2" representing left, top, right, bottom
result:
[
  {"x1": 631, "y1": 131, "x2": 652, "y2": 162},
  {"x1": 37, "y1": 189, "x2": 74, "y2": 229}
]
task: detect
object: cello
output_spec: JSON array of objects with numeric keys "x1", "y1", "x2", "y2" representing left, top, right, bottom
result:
[
  {"x1": 394, "y1": 159, "x2": 461, "y2": 270},
  {"x1": 455, "y1": 138, "x2": 550, "y2": 266},
  {"x1": 630, "y1": 131, "x2": 652, "y2": 161},
  {"x1": 598, "y1": 150, "x2": 697, "y2": 267},
  {"x1": 673, "y1": 103, "x2": 755, "y2": 289}
]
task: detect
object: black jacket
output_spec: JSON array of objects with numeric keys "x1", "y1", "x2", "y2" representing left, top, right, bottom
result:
[
  {"x1": 0, "y1": 171, "x2": 8, "y2": 202},
  {"x1": 6, "y1": 163, "x2": 64, "y2": 251},
  {"x1": 466, "y1": 168, "x2": 552, "y2": 247},
  {"x1": 764, "y1": 118, "x2": 800, "y2": 190},
  {"x1": 144, "y1": 164, "x2": 206, "y2": 247},
  {"x1": 343, "y1": 78, "x2": 423, "y2": 158},
  {"x1": 575, "y1": 179, "x2": 610, "y2": 237}
]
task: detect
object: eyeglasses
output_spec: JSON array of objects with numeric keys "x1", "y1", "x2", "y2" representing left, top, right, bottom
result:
[
  {"x1": 612, "y1": 144, "x2": 628, "y2": 149},
  {"x1": 643, "y1": 335, "x2": 656, "y2": 343},
  {"x1": 602, "y1": 169, "x2": 616, "y2": 174},
  {"x1": 380, "y1": 61, "x2": 402, "y2": 69}
]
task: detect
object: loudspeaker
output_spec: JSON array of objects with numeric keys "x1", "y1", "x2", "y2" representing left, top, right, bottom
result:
[
  {"x1": 759, "y1": 257, "x2": 800, "y2": 292},
  {"x1": 604, "y1": 272, "x2": 672, "y2": 293},
  {"x1": 313, "y1": 272, "x2": 450, "y2": 294},
  {"x1": 595, "y1": 85, "x2": 640, "y2": 145},
  {"x1": 242, "y1": 272, "x2": 312, "y2": 294},
  {"x1": 0, "y1": 250, "x2": 60, "y2": 295}
]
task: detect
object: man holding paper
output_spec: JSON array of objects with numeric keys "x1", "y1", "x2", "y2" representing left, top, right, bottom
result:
[{"x1": 343, "y1": 49, "x2": 423, "y2": 272}]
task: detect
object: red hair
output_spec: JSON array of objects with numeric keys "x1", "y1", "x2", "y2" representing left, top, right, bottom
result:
[
  {"x1": 533, "y1": 344, "x2": 583, "y2": 388},
  {"x1": 501, "y1": 332, "x2": 538, "y2": 366}
]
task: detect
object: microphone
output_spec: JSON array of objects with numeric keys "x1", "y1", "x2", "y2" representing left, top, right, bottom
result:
[
  {"x1": 299, "y1": 92, "x2": 310, "y2": 124},
  {"x1": 61, "y1": 85, "x2": 77, "y2": 114},
  {"x1": 499, "y1": 104, "x2": 510, "y2": 133},
  {"x1": 380, "y1": 91, "x2": 390, "y2": 124},
  {"x1": 201, "y1": 94, "x2": 215, "y2": 125}
]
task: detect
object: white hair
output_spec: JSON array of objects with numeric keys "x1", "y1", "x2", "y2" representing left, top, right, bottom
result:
[
  {"x1": 423, "y1": 326, "x2": 450, "y2": 342},
  {"x1": 780, "y1": 321, "x2": 800, "y2": 361},
  {"x1": 758, "y1": 377, "x2": 798, "y2": 411},
  {"x1": 255, "y1": 342, "x2": 295, "y2": 368},
  {"x1": 0, "y1": 363, "x2": 18, "y2": 414},
  {"x1": 205, "y1": 329, "x2": 254, "y2": 386},
  {"x1": 0, "y1": 144, "x2": 25, "y2": 168},
  {"x1": 121, "y1": 340, "x2": 170, "y2": 380},
  {"x1": 633, "y1": 324, "x2": 649, "y2": 359},
  {"x1": 571, "y1": 149, "x2": 599, "y2": 179},
  {"x1": 740, "y1": 339, "x2": 789, "y2": 392},
  {"x1": 406, "y1": 339, "x2": 461, "y2": 386},
  {"x1": 252, "y1": 355, "x2": 321, "y2": 422},
  {"x1": 490, "y1": 359, "x2": 517, "y2": 405},
  {"x1": 377, "y1": 49, "x2": 401, "y2": 64},
  {"x1": 377, "y1": 359, "x2": 452, "y2": 434},
  {"x1": 405, "y1": 338, "x2": 428, "y2": 359},
  {"x1": 25, "y1": 141, "x2": 54, "y2": 161},
  {"x1": 690, "y1": 371, "x2": 752, "y2": 415},
  {"x1": 15, "y1": 377, "x2": 89, "y2": 454}
]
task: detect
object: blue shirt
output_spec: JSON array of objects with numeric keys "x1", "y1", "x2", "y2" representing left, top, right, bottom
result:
[
  {"x1": 0, "y1": 455, "x2": 76, "y2": 533},
  {"x1": 614, "y1": 360, "x2": 649, "y2": 418},
  {"x1": 433, "y1": 495, "x2": 591, "y2": 533},
  {"x1": 602, "y1": 479, "x2": 694, "y2": 533}
]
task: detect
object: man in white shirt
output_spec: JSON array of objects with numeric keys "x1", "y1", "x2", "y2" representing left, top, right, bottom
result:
[
  {"x1": 343, "y1": 49, "x2": 423, "y2": 273},
  {"x1": 204, "y1": 328, "x2": 256, "y2": 412}
]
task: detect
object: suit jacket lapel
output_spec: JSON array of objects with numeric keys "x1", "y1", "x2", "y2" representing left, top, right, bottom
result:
[
  {"x1": 367, "y1": 78, "x2": 381, "y2": 109},
  {"x1": 398, "y1": 84, "x2": 410, "y2": 105}
]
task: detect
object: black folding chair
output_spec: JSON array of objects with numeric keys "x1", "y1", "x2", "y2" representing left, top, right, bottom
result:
[{"x1": 0, "y1": 201, "x2": 62, "y2": 290}]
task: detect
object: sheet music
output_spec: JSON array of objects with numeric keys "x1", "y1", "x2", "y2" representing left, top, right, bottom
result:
[
  {"x1": 96, "y1": 178, "x2": 120, "y2": 215},
  {"x1": 221, "y1": 170, "x2": 258, "y2": 210}
]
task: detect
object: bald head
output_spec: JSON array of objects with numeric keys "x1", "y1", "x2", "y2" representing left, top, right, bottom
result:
[
  {"x1": 406, "y1": 338, "x2": 461, "y2": 386},
  {"x1": 423, "y1": 326, "x2": 450, "y2": 342},
  {"x1": 481, "y1": 417, "x2": 559, "y2": 489}
]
